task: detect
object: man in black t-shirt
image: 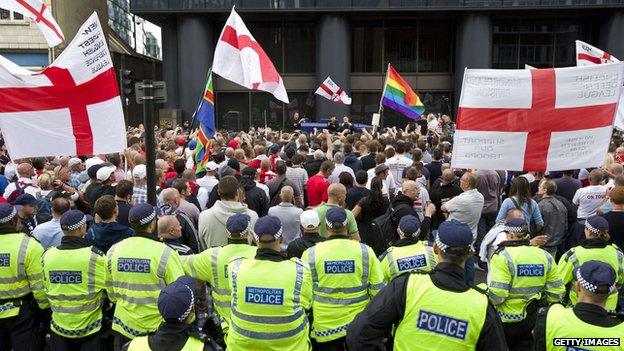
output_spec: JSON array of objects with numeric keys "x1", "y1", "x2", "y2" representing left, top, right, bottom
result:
[{"x1": 603, "y1": 186, "x2": 624, "y2": 251}]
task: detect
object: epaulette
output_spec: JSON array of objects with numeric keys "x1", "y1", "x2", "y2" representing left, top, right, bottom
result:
[
  {"x1": 91, "y1": 246, "x2": 105, "y2": 256},
  {"x1": 290, "y1": 257, "x2": 310, "y2": 270},
  {"x1": 562, "y1": 249, "x2": 575, "y2": 260},
  {"x1": 378, "y1": 248, "x2": 392, "y2": 261},
  {"x1": 227, "y1": 256, "x2": 246, "y2": 265},
  {"x1": 493, "y1": 246, "x2": 506, "y2": 255},
  {"x1": 471, "y1": 283, "x2": 487, "y2": 295}
]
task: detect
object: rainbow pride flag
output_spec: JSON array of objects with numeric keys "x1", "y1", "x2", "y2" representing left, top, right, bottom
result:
[
  {"x1": 381, "y1": 64, "x2": 425, "y2": 120},
  {"x1": 194, "y1": 70, "x2": 216, "y2": 174}
]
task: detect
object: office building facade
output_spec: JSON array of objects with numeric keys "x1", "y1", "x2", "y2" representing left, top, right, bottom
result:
[{"x1": 131, "y1": 0, "x2": 624, "y2": 129}]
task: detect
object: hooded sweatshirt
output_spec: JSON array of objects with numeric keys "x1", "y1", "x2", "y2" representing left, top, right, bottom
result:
[
  {"x1": 240, "y1": 178, "x2": 269, "y2": 217},
  {"x1": 198, "y1": 200, "x2": 258, "y2": 248},
  {"x1": 345, "y1": 152, "x2": 363, "y2": 173},
  {"x1": 86, "y1": 222, "x2": 133, "y2": 253}
]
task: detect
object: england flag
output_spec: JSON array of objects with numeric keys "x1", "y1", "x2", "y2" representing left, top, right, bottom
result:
[
  {"x1": 315, "y1": 76, "x2": 351, "y2": 105},
  {"x1": 0, "y1": 0, "x2": 64, "y2": 47}
]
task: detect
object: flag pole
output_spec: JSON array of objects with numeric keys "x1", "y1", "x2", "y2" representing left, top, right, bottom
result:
[
  {"x1": 374, "y1": 63, "x2": 391, "y2": 134},
  {"x1": 183, "y1": 67, "x2": 212, "y2": 157}
]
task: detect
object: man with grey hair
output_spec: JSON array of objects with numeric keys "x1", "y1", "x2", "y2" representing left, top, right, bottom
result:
[
  {"x1": 305, "y1": 149, "x2": 326, "y2": 178},
  {"x1": 219, "y1": 147, "x2": 235, "y2": 175},
  {"x1": 157, "y1": 215, "x2": 192, "y2": 255},
  {"x1": 328, "y1": 152, "x2": 355, "y2": 184},
  {"x1": 159, "y1": 188, "x2": 201, "y2": 253},
  {"x1": 268, "y1": 185, "x2": 304, "y2": 250}
]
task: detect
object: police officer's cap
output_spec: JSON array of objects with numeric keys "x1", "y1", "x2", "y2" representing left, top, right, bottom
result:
[
  {"x1": 60, "y1": 210, "x2": 88, "y2": 231},
  {"x1": 398, "y1": 215, "x2": 420, "y2": 237},
  {"x1": 436, "y1": 219, "x2": 473, "y2": 251},
  {"x1": 574, "y1": 260, "x2": 617, "y2": 295},
  {"x1": 15, "y1": 193, "x2": 39, "y2": 207},
  {"x1": 326, "y1": 207, "x2": 348, "y2": 229},
  {"x1": 158, "y1": 276, "x2": 196, "y2": 323},
  {"x1": 227, "y1": 213, "x2": 252, "y2": 236},
  {"x1": 253, "y1": 215, "x2": 282, "y2": 242},
  {"x1": 0, "y1": 203, "x2": 17, "y2": 224},
  {"x1": 504, "y1": 218, "x2": 528, "y2": 234},
  {"x1": 129, "y1": 203, "x2": 157, "y2": 226},
  {"x1": 585, "y1": 215, "x2": 609, "y2": 234},
  {"x1": 269, "y1": 144, "x2": 281, "y2": 155}
]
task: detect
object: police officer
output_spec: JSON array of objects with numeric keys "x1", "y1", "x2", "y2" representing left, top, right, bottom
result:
[
  {"x1": 302, "y1": 206, "x2": 384, "y2": 351},
  {"x1": 227, "y1": 215, "x2": 313, "y2": 351},
  {"x1": 558, "y1": 215, "x2": 624, "y2": 312},
  {"x1": 106, "y1": 203, "x2": 185, "y2": 347},
  {"x1": 0, "y1": 203, "x2": 48, "y2": 351},
  {"x1": 182, "y1": 214, "x2": 257, "y2": 331},
  {"x1": 486, "y1": 217, "x2": 565, "y2": 351},
  {"x1": 123, "y1": 276, "x2": 220, "y2": 351},
  {"x1": 379, "y1": 215, "x2": 436, "y2": 282},
  {"x1": 534, "y1": 261, "x2": 624, "y2": 351},
  {"x1": 346, "y1": 219, "x2": 507, "y2": 350},
  {"x1": 42, "y1": 210, "x2": 107, "y2": 351}
]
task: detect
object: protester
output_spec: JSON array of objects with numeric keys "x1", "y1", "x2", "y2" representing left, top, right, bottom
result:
[
  {"x1": 31, "y1": 197, "x2": 70, "y2": 249},
  {"x1": 307, "y1": 160, "x2": 333, "y2": 207},
  {"x1": 86, "y1": 195, "x2": 133, "y2": 253},
  {"x1": 114, "y1": 180, "x2": 133, "y2": 227},
  {"x1": 287, "y1": 209, "x2": 325, "y2": 259},
  {"x1": 157, "y1": 215, "x2": 193, "y2": 255},
  {"x1": 268, "y1": 185, "x2": 303, "y2": 250}
]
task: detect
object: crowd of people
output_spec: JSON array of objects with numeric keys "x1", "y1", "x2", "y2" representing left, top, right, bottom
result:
[{"x1": 0, "y1": 113, "x2": 623, "y2": 351}]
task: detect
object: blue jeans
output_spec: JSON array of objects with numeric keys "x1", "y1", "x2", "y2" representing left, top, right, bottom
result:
[{"x1": 465, "y1": 255, "x2": 475, "y2": 286}]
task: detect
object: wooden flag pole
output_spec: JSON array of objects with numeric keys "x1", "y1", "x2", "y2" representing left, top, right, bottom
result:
[{"x1": 373, "y1": 63, "x2": 391, "y2": 134}]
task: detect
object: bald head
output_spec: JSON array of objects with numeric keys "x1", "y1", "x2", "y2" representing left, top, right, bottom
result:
[
  {"x1": 461, "y1": 172, "x2": 477, "y2": 190},
  {"x1": 328, "y1": 183, "x2": 347, "y2": 205},
  {"x1": 161, "y1": 188, "x2": 180, "y2": 206},
  {"x1": 280, "y1": 185, "x2": 294, "y2": 203},
  {"x1": 442, "y1": 169, "x2": 455, "y2": 184},
  {"x1": 155, "y1": 159, "x2": 169, "y2": 172},
  {"x1": 157, "y1": 215, "x2": 181, "y2": 239},
  {"x1": 609, "y1": 163, "x2": 623, "y2": 177},
  {"x1": 17, "y1": 163, "x2": 33, "y2": 178},
  {"x1": 402, "y1": 180, "x2": 420, "y2": 200},
  {"x1": 505, "y1": 208, "x2": 524, "y2": 221}
]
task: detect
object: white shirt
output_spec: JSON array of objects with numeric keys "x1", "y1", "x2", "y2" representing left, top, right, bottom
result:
[
  {"x1": 196, "y1": 187, "x2": 209, "y2": 211},
  {"x1": 196, "y1": 175, "x2": 219, "y2": 194},
  {"x1": 443, "y1": 188, "x2": 484, "y2": 240},
  {"x1": 329, "y1": 164, "x2": 355, "y2": 184},
  {"x1": 366, "y1": 168, "x2": 396, "y2": 197},
  {"x1": 412, "y1": 186, "x2": 431, "y2": 221},
  {"x1": 3, "y1": 177, "x2": 41, "y2": 199},
  {"x1": 386, "y1": 154, "x2": 413, "y2": 189},
  {"x1": 255, "y1": 181, "x2": 270, "y2": 199},
  {"x1": 572, "y1": 185, "x2": 608, "y2": 219}
]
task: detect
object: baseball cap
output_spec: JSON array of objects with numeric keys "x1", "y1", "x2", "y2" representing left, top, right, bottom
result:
[
  {"x1": 87, "y1": 164, "x2": 103, "y2": 179},
  {"x1": 68, "y1": 158, "x2": 82, "y2": 168},
  {"x1": 96, "y1": 166, "x2": 116, "y2": 182},
  {"x1": 206, "y1": 161, "x2": 219, "y2": 172},
  {"x1": 132, "y1": 164, "x2": 147, "y2": 180},
  {"x1": 300, "y1": 210, "x2": 320, "y2": 229},
  {"x1": 374, "y1": 164, "x2": 389, "y2": 174},
  {"x1": 85, "y1": 157, "x2": 104, "y2": 171}
]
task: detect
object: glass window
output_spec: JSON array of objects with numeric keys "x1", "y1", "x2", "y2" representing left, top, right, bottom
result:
[
  {"x1": 418, "y1": 22, "x2": 451, "y2": 72},
  {"x1": 287, "y1": 92, "x2": 316, "y2": 122},
  {"x1": 384, "y1": 27, "x2": 418, "y2": 72},
  {"x1": 283, "y1": 24, "x2": 315, "y2": 73},
  {"x1": 352, "y1": 26, "x2": 384, "y2": 72},
  {"x1": 350, "y1": 93, "x2": 380, "y2": 124},
  {"x1": 12, "y1": 12, "x2": 23, "y2": 20},
  {"x1": 0, "y1": 9, "x2": 10, "y2": 20},
  {"x1": 216, "y1": 93, "x2": 249, "y2": 131},
  {"x1": 251, "y1": 92, "x2": 284, "y2": 130}
]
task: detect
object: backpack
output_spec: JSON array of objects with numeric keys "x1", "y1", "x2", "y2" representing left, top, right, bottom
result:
[
  {"x1": 35, "y1": 191, "x2": 55, "y2": 224},
  {"x1": 6, "y1": 182, "x2": 32, "y2": 205},
  {"x1": 369, "y1": 203, "x2": 411, "y2": 256}
]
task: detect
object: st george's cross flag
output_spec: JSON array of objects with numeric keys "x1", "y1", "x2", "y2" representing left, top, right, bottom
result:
[
  {"x1": 315, "y1": 76, "x2": 351, "y2": 104},
  {"x1": 213, "y1": 7, "x2": 289, "y2": 103},
  {"x1": 576, "y1": 40, "x2": 624, "y2": 130},
  {"x1": 0, "y1": 12, "x2": 126, "y2": 159},
  {"x1": 451, "y1": 63, "x2": 624, "y2": 172},
  {"x1": 0, "y1": 0, "x2": 64, "y2": 47}
]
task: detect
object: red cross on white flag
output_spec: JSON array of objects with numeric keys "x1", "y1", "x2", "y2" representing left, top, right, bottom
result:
[
  {"x1": 0, "y1": 0, "x2": 64, "y2": 47},
  {"x1": 315, "y1": 76, "x2": 351, "y2": 105},
  {"x1": 452, "y1": 64, "x2": 624, "y2": 172},
  {"x1": 0, "y1": 12, "x2": 126, "y2": 159},
  {"x1": 213, "y1": 7, "x2": 289, "y2": 103}
]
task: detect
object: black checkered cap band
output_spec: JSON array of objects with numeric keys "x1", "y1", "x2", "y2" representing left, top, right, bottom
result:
[
  {"x1": 435, "y1": 235, "x2": 449, "y2": 251},
  {"x1": 585, "y1": 221, "x2": 601, "y2": 234},
  {"x1": 0, "y1": 207, "x2": 17, "y2": 223},
  {"x1": 226, "y1": 220, "x2": 252, "y2": 237},
  {"x1": 252, "y1": 226, "x2": 283, "y2": 242},
  {"x1": 326, "y1": 217, "x2": 348, "y2": 229},
  {"x1": 575, "y1": 269, "x2": 616, "y2": 294},
  {"x1": 65, "y1": 216, "x2": 86, "y2": 231},
  {"x1": 505, "y1": 225, "x2": 525, "y2": 233},
  {"x1": 179, "y1": 285, "x2": 195, "y2": 322},
  {"x1": 138, "y1": 210, "x2": 156, "y2": 225}
]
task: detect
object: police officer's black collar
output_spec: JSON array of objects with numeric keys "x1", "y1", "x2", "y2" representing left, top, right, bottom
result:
[
  {"x1": 147, "y1": 322, "x2": 199, "y2": 351},
  {"x1": 327, "y1": 234, "x2": 349, "y2": 241},
  {"x1": 58, "y1": 236, "x2": 90, "y2": 250},
  {"x1": 499, "y1": 239, "x2": 530, "y2": 247},
  {"x1": 0, "y1": 228, "x2": 17, "y2": 235},
  {"x1": 227, "y1": 237, "x2": 249, "y2": 245},
  {"x1": 430, "y1": 262, "x2": 469, "y2": 292},
  {"x1": 255, "y1": 247, "x2": 288, "y2": 262},
  {"x1": 573, "y1": 302, "x2": 622, "y2": 327},
  {"x1": 133, "y1": 231, "x2": 160, "y2": 242},
  {"x1": 581, "y1": 238, "x2": 609, "y2": 249},
  {"x1": 393, "y1": 237, "x2": 420, "y2": 247}
]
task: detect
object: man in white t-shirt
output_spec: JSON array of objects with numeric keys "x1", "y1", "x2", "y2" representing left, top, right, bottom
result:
[
  {"x1": 366, "y1": 163, "x2": 396, "y2": 198},
  {"x1": 572, "y1": 169, "x2": 608, "y2": 219},
  {"x1": 196, "y1": 161, "x2": 220, "y2": 194},
  {"x1": 441, "y1": 172, "x2": 484, "y2": 240},
  {"x1": 386, "y1": 141, "x2": 413, "y2": 189}
]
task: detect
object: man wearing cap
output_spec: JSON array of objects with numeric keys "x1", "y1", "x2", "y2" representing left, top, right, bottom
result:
[
  {"x1": 123, "y1": 276, "x2": 220, "y2": 351},
  {"x1": 347, "y1": 219, "x2": 507, "y2": 350},
  {"x1": 84, "y1": 164, "x2": 104, "y2": 204},
  {"x1": 132, "y1": 164, "x2": 148, "y2": 205},
  {"x1": 182, "y1": 214, "x2": 257, "y2": 333},
  {"x1": 0, "y1": 203, "x2": 48, "y2": 351},
  {"x1": 534, "y1": 261, "x2": 624, "y2": 351},
  {"x1": 68, "y1": 158, "x2": 85, "y2": 189},
  {"x1": 486, "y1": 217, "x2": 565, "y2": 351},
  {"x1": 302, "y1": 206, "x2": 384, "y2": 350},
  {"x1": 196, "y1": 162, "x2": 220, "y2": 195},
  {"x1": 14, "y1": 193, "x2": 39, "y2": 235},
  {"x1": 558, "y1": 215, "x2": 624, "y2": 312},
  {"x1": 379, "y1": 215, "x2": 437, "y2": 282},
  {"x1": 106, "y1": 203, "x2": 185, "y2": 346},
  {"x1": 90, "y1": 164, "x2": 117, "y2": 207},
  {"x1": 287, "y1": 210, "x2": 326, "y2": 259},
  {"x1": 227, "y1": 215, "x2": 313, "y2": 350},
  {"x1": 42, "y1": 210, "x2": 107, "y2": 350}
]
